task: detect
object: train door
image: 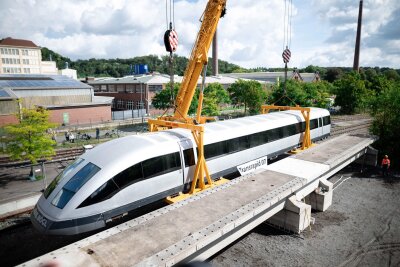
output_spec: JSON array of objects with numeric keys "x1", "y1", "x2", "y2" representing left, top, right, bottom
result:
[
  {"x1": 319, "y1": 117, "x2": 324, "y2": 136},
  {"x1": 177, "y1": 139, "x2": 196, "y2": 187}
]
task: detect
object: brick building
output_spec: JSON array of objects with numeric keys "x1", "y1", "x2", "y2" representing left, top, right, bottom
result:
[{"x1": 88, "y1": 73, "x2": 252, "y2": 115}]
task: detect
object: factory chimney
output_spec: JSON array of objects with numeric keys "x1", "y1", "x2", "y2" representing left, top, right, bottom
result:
[
  {"x1": 353, "y1": 0, "x2": 363, "y2": 72},
  {"x1": 212, "y1": 29, "x2": 218, "y2": 76}
]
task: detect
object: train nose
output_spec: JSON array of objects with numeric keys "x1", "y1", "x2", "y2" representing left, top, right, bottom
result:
[{"x1": 31, "y1": 206, "x2": 52, "y2": 234}]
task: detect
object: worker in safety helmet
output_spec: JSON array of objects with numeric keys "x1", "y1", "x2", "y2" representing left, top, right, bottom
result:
[{"x1": 381, "y1": 155, "x2": 390, "y2": 177}]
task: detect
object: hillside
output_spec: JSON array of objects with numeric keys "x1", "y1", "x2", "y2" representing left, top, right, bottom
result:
[{"x1": 41, "y1": 48, "x2": 246, "y2": 78}]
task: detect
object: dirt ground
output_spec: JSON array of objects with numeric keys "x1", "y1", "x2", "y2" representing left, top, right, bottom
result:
[{"x1": 210, "y1": 165, "x2": 400, "y2": 267}]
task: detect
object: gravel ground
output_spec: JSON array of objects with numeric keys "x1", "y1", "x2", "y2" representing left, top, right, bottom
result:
[{"x1": 210, "y1": 165, "x2": 400, "y2": 267}]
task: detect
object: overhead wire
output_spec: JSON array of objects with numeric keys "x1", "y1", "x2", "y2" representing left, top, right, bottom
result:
[
  {"x1": 289, "y1": 0, "x2": 293, "y2": 49},
  {"x1": 165, "y1": 0, "x2": 168, "y2": 29}
]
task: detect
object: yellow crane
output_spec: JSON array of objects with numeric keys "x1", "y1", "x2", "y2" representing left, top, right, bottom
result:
[
  {"x1": 148, "y1": 0, "x2": 228, "y2": 201},
  {"x1": 148, "y1": 0, "x2": 313, "y2": 201}
]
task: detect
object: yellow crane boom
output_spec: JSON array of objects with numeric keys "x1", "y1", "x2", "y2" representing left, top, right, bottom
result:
[
  {"x1": 174, "y1": 0, "x2": 226, "y2": 122},
  {"x1": 148, "y1": 0, "x2": 228, "y2": 200}
]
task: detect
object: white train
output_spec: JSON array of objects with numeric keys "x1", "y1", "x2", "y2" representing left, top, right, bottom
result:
[{"x1": 31, "y1": 108, "x2": 330, "y2": 235}]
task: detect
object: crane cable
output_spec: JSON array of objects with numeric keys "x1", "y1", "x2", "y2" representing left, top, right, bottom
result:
[
  {"x1": 283, "y1": 0, "x2": 293, "y2": 50},
  {"x1": 281, "y1": 0, "x2": 293, "y2": 100},
  {"x1": 164, "y1": 0, "x2": 178, "y2": 109}
]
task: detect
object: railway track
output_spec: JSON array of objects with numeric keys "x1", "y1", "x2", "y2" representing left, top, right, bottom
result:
[
  {"x1": 330, "y1": 121, "x2": 371, "y2": 136},
  {"x1": 0, "y1": 147, "x2": 84, "y2": 168}
]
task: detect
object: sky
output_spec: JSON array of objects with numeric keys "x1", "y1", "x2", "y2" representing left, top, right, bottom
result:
[{"x1": 0, "y1": 0, "x2": 399, "y2": 69}]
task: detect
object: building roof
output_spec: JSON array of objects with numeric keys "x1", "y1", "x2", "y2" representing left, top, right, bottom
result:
[
  {"x1": 0, "y1": 88, "x2": 18, "y2": 100},
  {"x1": 0, "y1": 37, "x2": 39, "y2": 48},
  {"x1": 88, "y1": 73, "x2": 266, "y2": 86},
  {"x1": 0, "y1": 74, "x2": 92, "y2": 90},
  {"x1": 221, "y1": 71, "x2": 319, "y2": 83}
]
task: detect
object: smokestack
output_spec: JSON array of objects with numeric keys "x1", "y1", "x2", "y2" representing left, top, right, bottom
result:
[
  {"x1": 212, "y1": 29, "x2": 218, "y2": 76},
  {"x1": 353, "y1": 0, "x2": 363, "y2": 72}
]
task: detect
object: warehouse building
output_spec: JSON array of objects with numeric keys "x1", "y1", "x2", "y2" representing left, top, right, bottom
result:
[
  {"x1": 88, "y1": 73, "x2": 257, "y2": 115},
  {"x1": 221, "y1": 70, "x2": 321, "y2": 83},
  {"x1": 0, "y1": 74, "x2": 112, "y2": 126}
]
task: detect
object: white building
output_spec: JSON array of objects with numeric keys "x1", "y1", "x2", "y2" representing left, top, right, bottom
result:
[{"x1": 0, "y1": 37, "x2": 58, "y2": 75}]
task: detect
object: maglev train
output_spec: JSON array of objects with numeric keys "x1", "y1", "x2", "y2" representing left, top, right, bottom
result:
[{"x1": 31, "y1": 108, "x2": 330, "y2": 235}]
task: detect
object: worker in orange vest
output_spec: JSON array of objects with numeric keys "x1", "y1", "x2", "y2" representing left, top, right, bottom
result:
[{"x1": 381, "y1": 155, "x2": 390, "y2": 177}]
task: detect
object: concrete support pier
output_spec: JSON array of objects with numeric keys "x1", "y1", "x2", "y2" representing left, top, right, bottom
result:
[
  {"x1": 268, "y1": 196, "x2": 312, "y2": 233},
  {"x1": 307, "y1": 179, "x2": 333, "y2": 212}
]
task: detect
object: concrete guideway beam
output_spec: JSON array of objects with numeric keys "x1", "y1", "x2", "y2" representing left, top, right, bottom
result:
[{"x1": 20, "y1": 134, "x2": 376, "y2": 267}]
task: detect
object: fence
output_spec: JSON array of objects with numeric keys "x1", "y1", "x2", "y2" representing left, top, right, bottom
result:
[{"x1": 112, "y1": 109, "x2": 146, "y2": 120}]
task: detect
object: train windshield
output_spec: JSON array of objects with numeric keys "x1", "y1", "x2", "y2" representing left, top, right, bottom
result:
[
  {"x1": 51, "y1": 162, "x2": 100, "y2": 209},
  {"x1": 43, "y1": 158, "x2": 84, "y2": 199}
]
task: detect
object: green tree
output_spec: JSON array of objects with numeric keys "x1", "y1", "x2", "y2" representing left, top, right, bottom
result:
[
  {"x1": 370, "y1": 80, "x2": 400, "y2": 163},
  {"x1": 324, "y1": 68, "x2": 344, "y2": 83},
  {"x1": 151, "y1": 83, "x2": 198, "y2": 115},
  {"x1": 333, "y1": 72, "x2": 371, "y2": 114},
  {"x1": 201, "y1": 83, "x2": 230, "y2": 116},
  {"x1": 5, "y1": 108, "x2": 57, "y2": 180},
  {"x1": 228, "y1": 80, "x2": 266, "y2": 114},
  {"x1": 383, "y1": 69, "x2": 400, "y2": 81}
]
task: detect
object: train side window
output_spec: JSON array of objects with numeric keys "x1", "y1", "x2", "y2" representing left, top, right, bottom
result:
[
  {"x1": 267, "y1": 128, "x2": 280, "y2": 142},
  {"x1": 301, "y1": 121, "x2": 306, "y2": 132},
  {"x1": 310, "y1": 119, "x2": 318, "y2": 130},
  {"x1": 113, "y1": 163, "x2": 143, "y2": 190},
  {"x1": 295, "y1": 122, "x2": 302, "y2": 134},
  {"x1": 238, "y1": 135, "x2": 250, "y2": 150},
  {"x1": 249, "y1": 132, "x2": 264, "y2": 148},
  {"x1": 78, "y1": 179, "x2": 119, "y2": 208},
  {"x1": 286, "y1": 124, "x2": 297, "y2": 136},
  {"x1": 204, "y1": 141, "x2": 227, "y2": 159},
  {"x1": 183, "y1": 149, "x2": 195, "y2": 167},
  {"x1": 323, "y1": 116, "x2": 331, "y2": 125},
  {"x1": 319, "y1": 118, "x2": 323, "y2": 127},
  {"x1": 226, "y1": 137, "x2": 240, "y2": 153},
  {"x1": 63, "y1": 163, "x2": 101, "y2": 193},
  {"x1": 142, "y1": 152, "x2": 181, "y2": 178}
]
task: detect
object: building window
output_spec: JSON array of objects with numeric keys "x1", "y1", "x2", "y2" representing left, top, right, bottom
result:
[
  {"x1": 117, "y1": 84, "x2": 125, "y2": 92},
  {"x1": 126, "y1": 84, "x2": 134, "y2": 93},
  {"x1": 108, "y1": 85, "x2": 116, "y2": 92},
  {"x1": 126, "y1": 100, "x2": 134, "y2": 110},
  {"x1": 100, "y1": 85, "x2": 107, "y2": 92},
  {"x1": 149, "y1": 85, "x2": 162, "y2": 92},
  {"x1": 117, "y1": 99, "x2": 124, "y2": 109},
  {"x1": 24, "y1": 68, "x2": 30, "y2": 74}
]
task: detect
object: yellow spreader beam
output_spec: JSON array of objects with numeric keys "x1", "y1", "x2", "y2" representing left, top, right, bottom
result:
[
  {"x1": 261, "y1": 104, "x2": 315, "y2": 153},
  {"x1": 148, "y1": 118, "x2": 229, "y2": 203}
]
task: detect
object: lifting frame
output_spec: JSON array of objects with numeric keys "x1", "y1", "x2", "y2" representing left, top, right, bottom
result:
[
  {"x1": 261, "y1": 104, "x2": 314, "y2": 152},
  {"x1": 148, "y1": 118, "x2": 228, "y2": 203}
]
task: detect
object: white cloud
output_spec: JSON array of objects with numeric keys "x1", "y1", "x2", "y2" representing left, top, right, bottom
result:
[{"x1": 0, "y1": 0, "x2": 398, "y2": 68}]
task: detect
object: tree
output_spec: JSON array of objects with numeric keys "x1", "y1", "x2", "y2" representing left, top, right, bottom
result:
[
  {"x1": 370, "y1": 80, "x2": 400, "y2": 163},
  {"x1": 201, "y1": 83, "x2": 230, "y2": 116},
  {"x1": 5, "y1": 107, "x2": 57, "y2": 180},
  {"x1": 228, "y1": 80, "x2": 266, "y2": 114},
  {"x1": 324, "y1": 68, "x2": 344, "y2": 83},
  {"x1": 333, "y1": 72, "x2": 371, "y2": 114},
  {"x1": 151, "y1": 83, "x2": 198, "y2": 115},
  {"x1": 383, "y1": 69, "x2": 400, "y2": 81}
]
